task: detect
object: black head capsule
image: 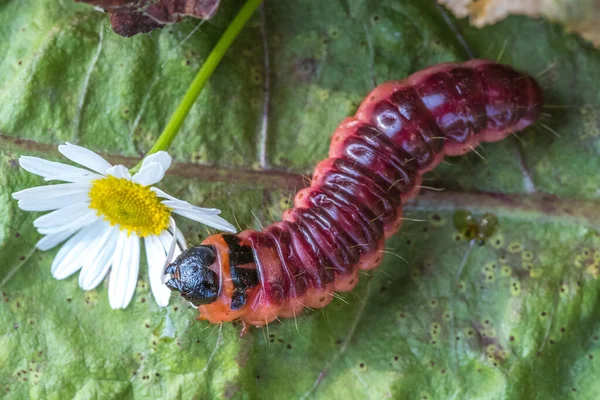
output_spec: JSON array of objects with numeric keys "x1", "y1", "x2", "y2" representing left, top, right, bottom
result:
[{"x1": 165, "y1": 245, "x2": 219, "y2": 306}]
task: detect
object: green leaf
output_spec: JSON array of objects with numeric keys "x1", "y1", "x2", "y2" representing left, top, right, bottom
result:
[{"x1": 1, "y1": 1, "x2": 600, "y2": 399}]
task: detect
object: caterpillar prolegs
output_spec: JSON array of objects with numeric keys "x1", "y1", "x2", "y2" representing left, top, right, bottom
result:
[{"x1": 165, "y1": 60, "x2": 542, "y2": 327}]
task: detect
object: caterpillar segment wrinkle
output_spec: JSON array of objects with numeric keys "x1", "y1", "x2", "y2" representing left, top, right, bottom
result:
[{"x1": 164, "y1": 60, "x2": 543, "y2": 327}]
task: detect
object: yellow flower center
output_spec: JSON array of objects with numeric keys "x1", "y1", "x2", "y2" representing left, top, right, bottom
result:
[{"x1": 89, "y1": 176, "x2": 171, "y2": 237}]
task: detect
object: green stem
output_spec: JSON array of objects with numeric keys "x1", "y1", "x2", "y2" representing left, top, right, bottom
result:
[{"x1": 132, "y1": 0, "x2": 263, "y2": 172}]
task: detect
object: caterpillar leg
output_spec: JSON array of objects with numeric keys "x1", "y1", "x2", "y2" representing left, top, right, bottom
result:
[{"x1": 240, "y1": 321, "x2": 251, "y2": 337}]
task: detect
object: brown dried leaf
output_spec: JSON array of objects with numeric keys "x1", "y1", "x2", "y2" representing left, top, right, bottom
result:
[
  {"x1": 77, "y1": 0, "x2": 220, "y2": 37},
  {"x1": 438, "y1": 0, "x2": 600, "y2": 47}
]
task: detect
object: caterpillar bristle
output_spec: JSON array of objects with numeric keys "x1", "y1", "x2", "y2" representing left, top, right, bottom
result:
[
  {"x1": 538, "y1": 122, "x2": 562, "y2": 138},
  {"x1": 495, "y1": 38, "x2": 509, "y2": 62}
]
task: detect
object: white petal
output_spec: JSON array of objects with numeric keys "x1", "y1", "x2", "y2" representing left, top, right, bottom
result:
[
  {"x1": 145, "y1": 235, "x2": 171, "y2": 307},
  {"x1": 37, "y1": 209, "x2": 98, "y2": 235},
  {"x1": 165, "y1": 217, "x2": 188, "y2": 251},
  {"x1": 33, "y1": 202, "x2": 92, "y2": 229},
  {"x1": 13, "y1": 183, "x2": 91, "y2": 200},
  {"x1": 33, "y1": 203, "x2": 93, "y2": 230},
  {"x1": 158, "y1": 232, "x2": 181, "y2": 284},
  {"x1": 16, "y1": 192, "x2": 91, "y2": 212},
  {"x1": 19, "y1": 156, "x2": 102, "y2": 183},
  {"x1": 44, "y1": 173, "x2": 101, "y2": 184},
  {"x1": 51, "y1": 220, "x2": 106, "y2": 279},
  {"x1": 109, "y1": 233, "x2": 140, "y2": 309},
  {"x1": 58, "y1": 142, "x2": 113, "y2": 175},
  {"x1": 106, "y1": 165, "x2": 131, "y2": 180},
  {"x1": 37, "y1": 232, "x2": 73, "y2": 251},
  {"x1": 151, "y1": 187, "x2": 178, "y2": 202},
  {"x1": 132, "y1": 163, "x2": 165, "y2": 186},
  {"x1": 50, "y1": 227, "x2": 92, "y2": 276},
  {"x1": 35, "y1": 208, "x2": 99, "y2": 251},
  {"x1": 161, "y1": 199, "x2": 221, "y2": 214},
  {"x1": 36, "y1": 224, "x2": 85, "y2": 251},
  {"x1": 50, "y1": 227, "x2": 91, "y2": 274},
  {"x1": 78, "y1": 226, "x2": 119, "y2": 290},
  {"x1": 171, "y1": 207, "x2": 236, "y2": 233},
  {"x1": 166, "y1": 218, "x2": 180, "y2": 266},
  {"x1": 158, "y1": 231, "x2": 182, "y2": 262},
  {"x1": 13, "y1": 183, "x2": 91, "y2": 212},
  {"x1": 153, "y1": 189, "x2": 221, "y2": 215},
  {"x1": 108, "y1": 231, "x2": 129, "y2": 309},
  {"x1": 132, "y1": 151, "x2": 173, "y2": 187},
  {"x1": 141, "y1": 151, "x2": 172, "y2": 172},
  {"x1": 123, "y1": 234, "x2": 141, "y2": 307},
  {"x1": 175, "y1": 227, "x2": 188, "y2": 251},
  {"x1": 157, "y1": 186, "x2": 236, "y2": 231},
  {"x1": 60, "y1": 222, "x2": 113, "y2": 281}
]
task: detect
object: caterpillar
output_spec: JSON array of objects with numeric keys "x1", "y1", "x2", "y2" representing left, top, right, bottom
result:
[{"x1": 164, "y1": 60, "x2": 542, "y2": 327}]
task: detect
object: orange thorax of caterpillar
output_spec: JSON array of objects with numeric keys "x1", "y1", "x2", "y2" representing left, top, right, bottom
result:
[
  {"x1": 198, "y1": 230, "x2": 367, "y2": 326},
  {"x1": 197, "y1": 234, "x2": 247, "y2": 323},
  {"x1": 199, "y1": 233, "x2": 279, "y2": 325}
]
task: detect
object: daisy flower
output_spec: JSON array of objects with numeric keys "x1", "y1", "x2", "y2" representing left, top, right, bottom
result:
[{"x1": 12, "y1": 143, "x2": 236, "y2": 309}]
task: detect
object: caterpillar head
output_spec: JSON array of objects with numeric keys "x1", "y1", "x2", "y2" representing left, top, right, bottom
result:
[{"x1": 165, "y1": 245, "x2": 219, "y2": 306}]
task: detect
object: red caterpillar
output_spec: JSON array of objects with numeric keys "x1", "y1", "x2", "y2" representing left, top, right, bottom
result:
[{"x1": 165, "y1": 60, "x2": 542, "y2": 327}]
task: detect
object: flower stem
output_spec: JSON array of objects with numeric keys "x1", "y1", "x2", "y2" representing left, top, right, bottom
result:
[{"x1": 132, "y1": 0, "x2": 263, "y2": 172}]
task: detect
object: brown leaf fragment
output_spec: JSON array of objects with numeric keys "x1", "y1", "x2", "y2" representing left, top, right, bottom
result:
[
  {"x1": 107, "y1": 10, "x2": 162, "y2": 37},
  {"x1": 438, "y1": 0, "x2": 600, "y2": 47},
  {"x1": 77, "y1": 0, "x2": 221, "y2": 37}
]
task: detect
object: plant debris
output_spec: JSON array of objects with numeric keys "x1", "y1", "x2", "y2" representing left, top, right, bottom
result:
[
  {"x1": 77, "y1": 0, "x2": 220, "y2": 37},
  {"x1": 438, "y1": 0, "x2": 600, "y2": 47}
]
